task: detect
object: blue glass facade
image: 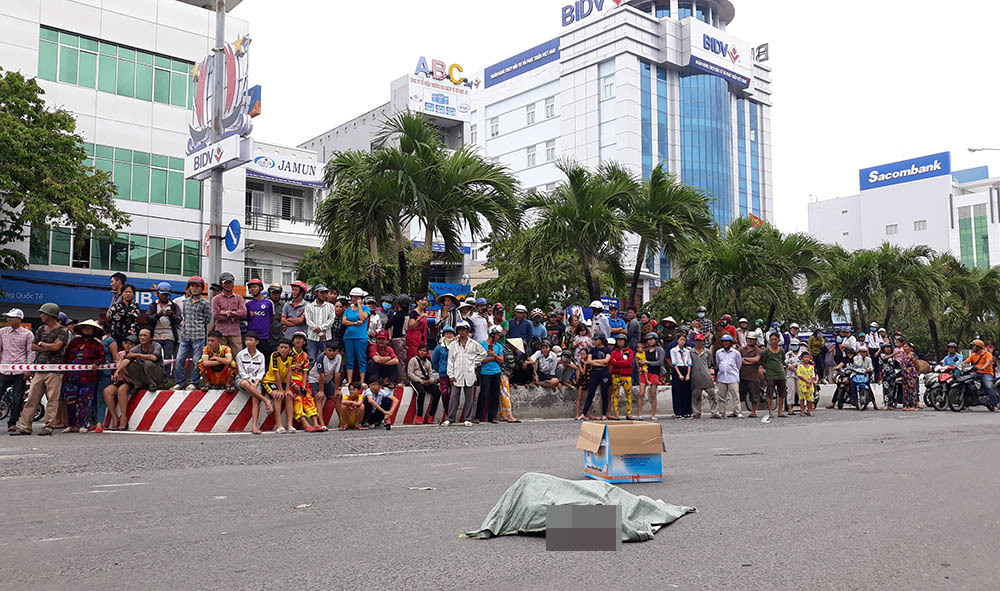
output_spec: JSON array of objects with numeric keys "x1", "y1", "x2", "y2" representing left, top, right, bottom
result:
[
  {"x1": 656, "y1": 66, "x2": 668, "y2": 169},
  {"x1": 695, "y1": 6, "x2": 708, "y2": 22},
  {"x1": 750, "y1": 101, "x2": 761, "y2": 216},
  {"x1": 640, "y1": 62, "x2": 653, "y2": 180},
  {"x1": 655, "y1": 3, "x2": 670, "y2": 18},
  {"x1": 680, "y1": 73, "x2": 734, "y2": 228},
  {"x1": 737, "y1": 97, "x2": 748, "y2": 217},
  {"x1": 678, "y1": 2, "x2": 692, "y2": 19}
]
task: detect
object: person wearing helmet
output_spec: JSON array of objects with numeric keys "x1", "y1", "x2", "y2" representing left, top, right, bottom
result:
[
  {"x1": 545, "y1": 309, "x2": 566, "y2": 345},
  {"x1": 212, "y1": 272, "x2": 247, "y2": 353},
  {"x1": 467, "y1": 297, "x2": 489, "y2": 342},
  {"x1": 784, "y1": 338, "x2": 804, "y2": 413},
  {"x1": 586, "y1": 301, "x2": 609, "y2": 341},
  {"x1": 751, "y1": 318, "x2": 766, "y2": 347},
  {"x1": 964, "y1": 339, "x2": 998, "y2": 411},
  {"x1": 507, "y1": 304, "x2": 533, "y2": 345},
  {"x1": 174, "y1": 277, "x2": 211, "y2": 390},
  {"x1": 488, "y1": 302, "x2": 508, "y2": 345},
  {"x1": 736, "y1": 317, "x2": 751, "y2": 348},
  {"x1": 407, "y1": 342, "x2": 441, "y2": 425},
  {"x1": 715, "y1": 334, "x2": 743, "y2": 419},
  {"x1": 11, "y1": 303, "x2": 69, "y2": 436},
  {"x1": 281, "y1": 281, "x2": 308, "y2": 342},
  {"x1": 148, "y1": 281, "x2": 181, "y2": 370},
  {"x1": 444, "y1": 321, "x2": 486, "y2": 426},
  {"x1": 529, "y1": 308, "x2": 548, "y2": 352},
  {"x1": 304, "y1": 284, "x2": 335, "y2": 363},
  {"x1": 689, "y1": 333, "x2": 714, "y2": 419},
  {"x1": 607, "y1": 334, "x2": 636, "y2": 419},
  {"x1": 342, "y1": 288, "x2": 371, "y2": 383},
  {"x1": 941, "y1": 342, "x2": 963, "y2": 372},
  {"x1": 718, "y1": 314, "x2": 739, "y2": 344},
  {"x1": 826, "y1": 345, "x2": 857, "y2": 409}
]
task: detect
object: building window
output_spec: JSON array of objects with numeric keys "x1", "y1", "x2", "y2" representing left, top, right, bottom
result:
[
  {"x1": 281, "y1": 270, "x2": 295, "y2": 285},
  {"x1": 678, "y1": 1, "x2": 693, "y2": 19},
  {"x1": 913, "y1": 219, "x2": 927, "y2": 231},
  {"x1": 38, "y1": 25, "x2": 194, "y2": 109},
  {"x1": 244, "y1": 258, "x2": 274, "y2": 284},
  {"x1": 28, "y1": 226, "x2": 197, "y2": 276},
  {"x1": 544, "y1": 140, "x2": 556, "y2": 162},
  {"x1": 885, "y1": 224, "x2": 898, "y2": 235},
  {"x1": 272, "y1": 185, "x2": 305, "y2": 221},
  {"x1": 526, "y1": 103, "x2": 536, "y2": 126},
  {"x1": 526, "y1": 145, "x2": 536, "y2": 168},
  {"x1": 86, "y1": 141, "x2": 200, "y2": 209},
  {"x1": 469, "y1": 123, "x2": 477, "y2": 145},
  {"x1": 544, "y1": 96, "x2": 556, "y2": 119},
  {"x1": 489, "y1": 116, "x2": 499, "y2": 138},
  {"x1": 601, "y1": 75, "x2": 615, "y2": 101},
  {"x1": 680, "y1": 73, "x2": 734, "y2": 227},
  {"x1": 655, "y1": 3, "x2": 670, "y2": 17}
]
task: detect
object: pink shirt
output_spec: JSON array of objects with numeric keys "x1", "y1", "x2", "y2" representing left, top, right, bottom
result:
[
  {"x1": 0, "y1": 326, "x2": 35, "y2": 374},
  {"x1": 211, "y1": 292, "x2": 247, "y2": 337}
]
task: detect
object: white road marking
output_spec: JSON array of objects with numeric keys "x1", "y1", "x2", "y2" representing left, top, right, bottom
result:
[
  {"x1": 93, "y1": 483, "x2": 148, "y2": 488},
  {"x1": 38, "y1": 536, "x2": 82, "y2": 542},
  {"x1": 337, "y1": 449, "x2": 433, "y2": 458}
]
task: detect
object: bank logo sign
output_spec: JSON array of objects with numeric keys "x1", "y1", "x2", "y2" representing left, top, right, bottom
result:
[
  {"x1": 685, "y1": 18, "x2": 752, "y2": 89},
  {"x1": 561, "y1": 0, "x2": 621, "y2": 27},
  {"x1": 485, "y1": 38, "x2": 561, "y2": 88},
  {"x1": 859, "y1": 152, "x2": 951, "y2": 191}
]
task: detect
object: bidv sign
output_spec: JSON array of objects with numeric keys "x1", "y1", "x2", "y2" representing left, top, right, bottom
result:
[
  {"x1": 414, "y1": 57, "x2": 476, "y2": 89},
  {"x1": 859, "y1": 152, "x2": 951, "y2": 191},
  {"x1": 704, "y1": 34, "x2": 740, "y2": 64},
  {"x1": 562, "y1": 0, "x2": 621, "y2": 27}
]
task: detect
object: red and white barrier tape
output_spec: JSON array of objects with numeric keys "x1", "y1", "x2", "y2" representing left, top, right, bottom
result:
[{"x1": 0, "y1": 363, "x2": 119, "y2": 372}]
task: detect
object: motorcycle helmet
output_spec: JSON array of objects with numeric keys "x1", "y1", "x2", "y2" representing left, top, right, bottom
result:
[
  {"x1": 843, "y1": 346, "x2": 855, "y2": 354},
  {"x1": 971, "y1": 339, "x2": 986, "y2": 348},
  {"x1": 947, "y1": 342, "x2": 958, "y2": 349}
]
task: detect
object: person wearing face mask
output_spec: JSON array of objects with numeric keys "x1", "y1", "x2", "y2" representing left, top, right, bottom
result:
[
  {"x1": 864, "y1": 322, "x2": 882, "y2": 380},
  {"x1": 784, "y1": 339, "x2": 804, "y2": 413},
  {"x1": 431, "y1": 326, "x2": 455, "y2": 422},
  {"x1": 694, "y1": 306, "x2": 713, "y2": 337},
  {"x1": 808, "y1": 329, "x2": 827, "y2": 383}
]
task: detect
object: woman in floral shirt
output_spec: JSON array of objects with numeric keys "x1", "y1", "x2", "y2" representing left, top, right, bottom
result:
[{"x1": 108, "y1": 284, "x2": 140, "y2": 347}]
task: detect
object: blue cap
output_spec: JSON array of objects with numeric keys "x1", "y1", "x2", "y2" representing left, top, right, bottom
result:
[
  {"x1": 156, "y1": 282, "x2": 172, "y2": 294},
  {"x1": 475, "y1": 298, "x2": 488, "y2": 305},
  {"x1": 721, "y1": 334, "x2": 734, "y2": 341},
  {"x1": 442, "y1": 325, "x2": 456, "y2": 334}
]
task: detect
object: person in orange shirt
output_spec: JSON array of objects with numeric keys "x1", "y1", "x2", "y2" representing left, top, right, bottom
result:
[
  {"x1": 965, "y1": 340, "x2": 998, "y2": 411},
  {"x1": 290, "y1": 332, "x2": 322, "y2": 431}
]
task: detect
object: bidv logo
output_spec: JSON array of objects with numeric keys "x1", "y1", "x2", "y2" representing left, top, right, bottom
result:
[
  {"x1": 414, "y1": 57, "x2": 477, "y2": 89},
  {"x1": 192, "y1": 145, "x2": 225, "y2": 173},
  {"x1": 703, "y1": 34, "x2": 740, "y2": 64},
  {"x1": 562, "y1": 0, "x2": 620, "y2": 27}
]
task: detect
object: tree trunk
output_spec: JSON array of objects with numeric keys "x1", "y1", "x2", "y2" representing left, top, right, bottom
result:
[
  {"x1": 419, "y1": 224, "x2": 434, "y2": 295},
  {"x1": 393, "y1": 223, "x2": 408, "y2": 294},
  {"x1": 928, "y1": 316, "x2": 941, "y2": 360},
  {"x1": 628, "y1": 238, "x2": 647, "y2": 309},
  {"x1": 765, "y1": 301, "x2": 776, "y2": 329},
  {"x1": 368, "y1": 234, "x2": 382, "y2": 302},
  {"x1": 883, "y1": 299, "x2": 893, "y2": 330},
  {"x1": 732, "y1": 287, "x2": 742, "y2": 318},
  {"x1": 848, "y1": 299, "x2": 858, "y2": 333},
  {"x1": 580, "y1": 255, "x2": 601, "y2": 302}
]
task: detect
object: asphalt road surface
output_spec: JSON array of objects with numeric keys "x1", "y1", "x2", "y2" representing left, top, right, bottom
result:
[{"x1": 2, "y1": 408, "x2": 999, "y2": 590}]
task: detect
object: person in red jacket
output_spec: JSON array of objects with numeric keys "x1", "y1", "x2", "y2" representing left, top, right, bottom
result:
[
  {"x1": 719, "y1": 314, "x2": 740, "y2": 342},
  {"x1": 609, "y1": 334, "x2": 635, "y2": 420}
]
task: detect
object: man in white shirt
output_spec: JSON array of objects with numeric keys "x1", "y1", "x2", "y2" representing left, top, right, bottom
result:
[
  {"x1": 528, "y1": 340, "x2": 560, "y2": 390},
  {"x1": 236, "y1": 331, "x2": 269, "y2": 434},
  {"x1": 304, "y1": 285, "x2": 335, "y2": 363},
  {"x1": 714, "y1": 335, "x2": 744, "y2": 419},
  {"x1": 444, "y1": 321, "x2": 485, "y2": 426},
  {"x1": 590, "y1": 301, "x2": 611, "y2": 340}
]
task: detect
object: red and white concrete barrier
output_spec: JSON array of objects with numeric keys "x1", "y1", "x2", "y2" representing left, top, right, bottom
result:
[{"x1": 121, "y1": 386, "x2": 441, "y2": 433}]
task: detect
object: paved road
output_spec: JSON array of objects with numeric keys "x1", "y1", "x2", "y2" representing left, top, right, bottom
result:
[{"x1": 2, "y1": 408, "x2": 999, "y2": 590}]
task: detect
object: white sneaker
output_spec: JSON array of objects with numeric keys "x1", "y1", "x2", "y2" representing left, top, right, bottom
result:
[
  {"x1": 276, "y1": 426, "x2": 287, "y2": 434},
  {"x1": 441, "y1": 420, "x2": 451, "y2": 427},
  {"x1": 464, "y1": 420, "x2": 473, "y2": 427}
]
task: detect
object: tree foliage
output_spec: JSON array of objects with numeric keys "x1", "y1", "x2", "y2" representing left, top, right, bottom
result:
[{"x1": 0, "y1": 68, "x2": 127, "y2": 269}]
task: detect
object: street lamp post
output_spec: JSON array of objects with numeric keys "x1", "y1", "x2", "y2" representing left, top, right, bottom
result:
[{"x1": 209, "y1": 0, "x2": 226, "y2": 283}]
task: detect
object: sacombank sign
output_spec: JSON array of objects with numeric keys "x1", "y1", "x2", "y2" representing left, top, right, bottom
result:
[
  {"x1": 562, "y1": 0, "x2": 621, "y2": 27},
  {"x1": 859, "y1": 152, "x2": 951, "y2": 191}
]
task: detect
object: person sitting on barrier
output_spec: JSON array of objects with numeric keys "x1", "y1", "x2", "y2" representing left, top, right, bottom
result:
[
  {"x1": 288, "y1": 332, "x2": 321, "y2": 432},
  {"x1": 236, "y1": 331, "x2": 270, "y2": 435},
  {"x1": 528, "y1": 340, "x2": 561, "y2": 390},
  {"x1": 262, "y1": 339, "x2": 296, "y2": 433},
  {"x1": 103, "y1": 329, "x2": 163, "y2": 430},
  {"x1": 408, "y1": 343, "x2": 441, "y2": 425},
  {"x1": 198, "y1": 330, "x2": 235, "y2": 392},
  {"x1": 362, "y1": 379, "x2": 399, "y2": 429},
  {"x1": 308, "y1": 341, "x2": 342, "y2": 429},
  {"x1": 367, "y1": 329, "x2": 399, "y2": 388},
  {"x1": 339, "y1": 381, "x2": 366, "y2": 430}
]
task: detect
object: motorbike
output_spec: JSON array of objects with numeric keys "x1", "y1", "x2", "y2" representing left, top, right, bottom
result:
[
  {"x1": 922, "y1": 365, "x2": 953, "y2": 411},
  {"x1": 832, "y1": 367, "x2": 871, "y2": 410},
  {"x1": 0, "y1": 386, "x2": 46, "y2": 423},
  {"x1": 880, "y1": 360, "x2": 903, "y2": 409},
  {"x1": 948, "y1": 370, "x2": 995, "y2": 412}
]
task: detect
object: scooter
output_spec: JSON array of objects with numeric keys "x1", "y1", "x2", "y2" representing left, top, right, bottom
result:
[
  {"x1": 880, "y1": 359, "x2": 903, "y2": 409},
  {"x1": 922, "y1": 365, "x2": 953, "y2": 411},
  {"x1": 0, "y1": 387, "x2": 45, "y2": 423},
  {"x1": 832, "y1": 368, "x2": 870, "y2": 410},
  {"x1": 948, "y1": 370, "x2": 995, "y2": 412},
  {"x1": 850, "y1": 369, "x2": 873, "y2": 410}
]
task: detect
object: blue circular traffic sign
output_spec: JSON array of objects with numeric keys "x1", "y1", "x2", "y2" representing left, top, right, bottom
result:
[{"x1": 225, "y1": 219, "x2": 241, "y2": 252}]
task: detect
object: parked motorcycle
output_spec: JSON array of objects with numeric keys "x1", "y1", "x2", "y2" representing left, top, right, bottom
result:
[
  {"x1": 948, "y1": 371, "x2": 996, "y2": 412},
  {"x1": 922, "y1": 365, "x2": 953, "y2": 411},
  {"x1": 0, "y1": 386, "x2": 45, "y2": 423},
  {"x1": 880, "y1": 359, "x2": 903, "y2": 409},
  {"x1": 832, "y1": 368, "x2": 871, "y2": 410}
]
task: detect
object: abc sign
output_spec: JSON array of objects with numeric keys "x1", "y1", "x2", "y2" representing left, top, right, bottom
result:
[{"x1": 414, "y1": 56, "x2": 466, "y2": 86}]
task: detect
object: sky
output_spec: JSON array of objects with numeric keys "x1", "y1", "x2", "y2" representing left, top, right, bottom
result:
[{"x1": 230, "y1": 0, "x2": 1000, "y2": 233}]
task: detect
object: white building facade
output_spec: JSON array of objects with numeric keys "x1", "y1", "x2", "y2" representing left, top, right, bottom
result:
[
  {"x1": 807, "y1": 151, "x2": 1000, "y2": 269},
  {"x1": 301, "y1": 0, "x2": 774, "y2": 299}
]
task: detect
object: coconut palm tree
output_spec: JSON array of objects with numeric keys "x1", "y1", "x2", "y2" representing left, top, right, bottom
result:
[
  {"x1": 624, "y1": 163, "x2": 715, "y2": 307},
  {"x1": 872, "y1": 242, "x2": 936, "y2": 328},
  {"x1": 805, "y1": 246, "x2": 880, "y2": 331},
  {"x1": 374, "y1": 112, "x2": 521, "y2": 293},
  {"x1": 523, "y1": 160, "x2": 637, "y2": 301}
]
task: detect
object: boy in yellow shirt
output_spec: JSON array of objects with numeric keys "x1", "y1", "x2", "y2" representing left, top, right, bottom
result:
[
  {"x1": 263, "y1": 339, "x2": 296, "y2": 433},
  {"x1": 339, "y1": 381, "x2": 366, "y2": 430},
  {"x1": 289, "y1": 332, "x2": 321, "y2": 432}
]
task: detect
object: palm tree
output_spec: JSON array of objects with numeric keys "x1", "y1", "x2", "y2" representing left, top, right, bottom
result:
[
  {"x1": 375, "y1": 113, "x2": 520, "y2": 294},
  {"x1": 523, "y1": 160, "x2": 637, "y2": 301},
  {"x1": 805, "y1": 246, "x2": 880, "y2": 331},
  {"x1": 624, "y1": 163, "x2": 715, "y2": 307},
  {"x1": 872, "y1": 242, "x2": 936, "y2": 328},
  {"x1": 317, "y1": 149, "x2": 404, "y2": 301}
]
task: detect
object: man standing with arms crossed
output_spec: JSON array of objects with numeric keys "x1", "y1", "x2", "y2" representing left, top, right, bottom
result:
[
  {"x1": 174, "y1": 277, "x2": 212, "y2": 390},
  {"x1": 212, "y1": 272, "x2": 247, "y2": 354},
  {"x1": 715, "y1": 334, "x2": 743, "y2": 419}
]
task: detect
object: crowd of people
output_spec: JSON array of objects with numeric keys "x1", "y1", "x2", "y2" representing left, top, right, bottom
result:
[{"x1": 2, "y1": 273, "x2": 998, "y2": 436}]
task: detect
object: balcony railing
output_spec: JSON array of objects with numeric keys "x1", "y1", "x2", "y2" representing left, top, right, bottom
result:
[{"x1": 245, "y1": 211, "x2": 313, "y2": 232}]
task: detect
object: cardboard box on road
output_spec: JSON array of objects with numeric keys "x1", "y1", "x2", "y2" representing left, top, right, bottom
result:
[{"x1": 576, "y1": 421, "x2": 665, "y2": 483}]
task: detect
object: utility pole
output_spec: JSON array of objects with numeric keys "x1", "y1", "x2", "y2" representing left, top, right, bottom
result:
[{"x1": 208, "y1": 0, "x2": 226, "y2": 282}]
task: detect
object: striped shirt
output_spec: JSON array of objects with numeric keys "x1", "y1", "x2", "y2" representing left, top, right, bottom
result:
[{"x1": 0, "y1": 326, "x2": 34, "y2": 374}]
